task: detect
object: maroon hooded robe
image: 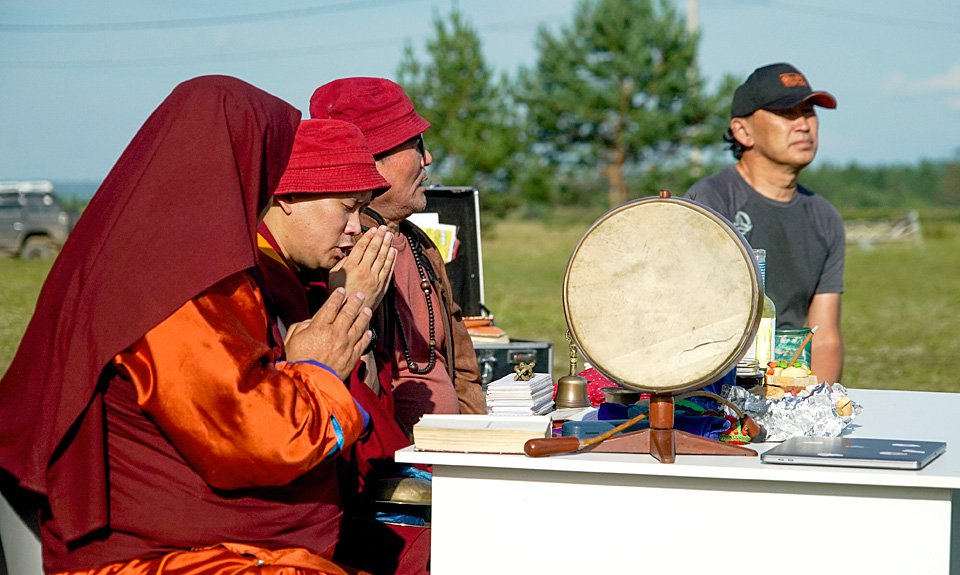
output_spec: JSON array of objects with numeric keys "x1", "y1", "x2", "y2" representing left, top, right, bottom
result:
[{"x1": 0, "y1": 76, "x2": 301, "y2": 558}]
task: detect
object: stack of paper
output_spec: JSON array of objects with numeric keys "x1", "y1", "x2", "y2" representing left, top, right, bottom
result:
[{"x1": 485, "y1": 372, "x2": 554, "y2": 415}]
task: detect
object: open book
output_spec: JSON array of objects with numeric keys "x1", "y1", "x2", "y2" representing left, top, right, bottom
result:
[
  {"x1": 407, "y1": 212, "x2": 459, "y2": 263},
  {"x1": 412, "y1": 414, "x2": 551, "y2": 454}
]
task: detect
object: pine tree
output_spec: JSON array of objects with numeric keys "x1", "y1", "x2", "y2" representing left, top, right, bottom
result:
[
  {"x1": 397, "y1": 8, "x2": 521, "y2": 202},
  {"x1": 518, "y1": 0, "x2": 729, "y2": 207}
]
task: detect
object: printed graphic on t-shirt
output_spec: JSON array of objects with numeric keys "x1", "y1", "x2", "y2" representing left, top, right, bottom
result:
[{"x1": 733, "y1": 210, "x2": 752, "y2": 236}]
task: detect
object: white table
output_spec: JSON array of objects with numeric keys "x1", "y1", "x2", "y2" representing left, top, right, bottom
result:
[{"x1": 397, "y1": 389, "x2": 960, "y2": 575}]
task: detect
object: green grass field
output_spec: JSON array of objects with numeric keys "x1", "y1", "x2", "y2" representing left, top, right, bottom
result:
[
  {"x1": 0, "y1": 259, "x2": 53, "y2": 373},
  {"x1": 2, "y1": 215, "x2": 958, "y2": 392},
  {"x1": 482, "y1": 212, "x2": 960, "y2": 392}
]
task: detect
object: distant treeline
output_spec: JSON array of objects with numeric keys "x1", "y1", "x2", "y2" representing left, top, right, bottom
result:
[
  {"x1": 802, "y1": 159, "x2": 960, "y2": 212},
  {"x1": 51, "y1": 157, "x2": 960, "y2": 220},
  {"x1": 500, "y1": 157, "x2": 960, "y2": 217},
  {"x1": 51, "y1": 180, "x2": 98, "y2": 214},
  {"x1": 392, "y1": 2, "x2": 960, "y2": 219}
]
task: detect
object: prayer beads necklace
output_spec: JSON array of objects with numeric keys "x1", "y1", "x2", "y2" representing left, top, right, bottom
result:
[{"x1": 395, "y1": 233, "x2": 437, "y2": 374}]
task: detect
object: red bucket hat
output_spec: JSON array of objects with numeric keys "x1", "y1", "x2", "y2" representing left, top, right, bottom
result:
[
  {"x1": 275, "y1": 119, "x2": 390, "y2": 196},
  {"x1": 309, "y1": 77, "x2": 431, "y2": 156}
]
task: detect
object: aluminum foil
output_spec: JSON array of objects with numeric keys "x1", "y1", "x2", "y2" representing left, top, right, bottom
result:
[{"x1": 721, "y1": 383, "x2": 862, "y2": 442}]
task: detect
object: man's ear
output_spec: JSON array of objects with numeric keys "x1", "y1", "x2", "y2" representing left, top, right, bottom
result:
[
  {"x1": 276, "y1": 197, "x2": 294, "y2": 216},
  {"x1": 730, "y1": 117, "x2": 753, "y2": 148}
]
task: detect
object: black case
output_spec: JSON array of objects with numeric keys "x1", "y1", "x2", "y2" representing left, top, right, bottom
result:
[
  {"x1": 420, "y1": 186, "x2": 484, "y2": 317},
  {"x1": 422, "y1": 187, "x2": 553, "y2": 385}
]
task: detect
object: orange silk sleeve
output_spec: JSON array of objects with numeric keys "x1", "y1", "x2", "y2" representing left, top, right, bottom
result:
[{"x1": 113, "y1": 271, "x2": 363, "y2": 490}]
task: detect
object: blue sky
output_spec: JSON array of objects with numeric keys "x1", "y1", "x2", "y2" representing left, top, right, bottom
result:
[{"x1": 2, "y1": 0, "x2": 958, "y2": 182}]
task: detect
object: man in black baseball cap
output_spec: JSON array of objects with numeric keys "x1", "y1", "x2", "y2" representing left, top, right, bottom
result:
[
  {"x1": 686, "y1": 62, "x2": 845, "y2": 385},
  {"x1": 730, "y1": 62, "x2": 836, "y2": 119}
]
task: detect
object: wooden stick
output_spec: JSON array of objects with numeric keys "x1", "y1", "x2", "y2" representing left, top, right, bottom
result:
[
  {"x1": 787, "y1": 325, "x2": 819, "y2": 366},
  {"x1": 581, "y1": 412, "x2": 649, "y2": 448},
  {"x1": 524, "y1": 411, "x2": 649, "y2": 457}
]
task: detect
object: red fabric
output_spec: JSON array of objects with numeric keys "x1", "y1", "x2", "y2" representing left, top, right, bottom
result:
[
  {"x1": 255, "y1": 226, "x2": 410, "y2": 485},
  {"x1": 335, "y1": 520, "x2": 430, "y2": 575},
  {"x1": 577, "y1": 367, "x2": 621, "y2": 407},
  {"x1": 0, "y1": 76, "x2": 301, "y2": 544},
  {"x1": 256, "y1": 226, "x2": 311, "y2": 331},
  {"x1": 308, "y1": 78, "x2": 430, "y2": 156},
  {"x1": 274, "y1": 120, "x2": 389, "y2": 195},
  {"x1": 256, "y1": 226, "x2": 425, "y2": 573},
  {"x1": 342, "y1": 359, "x2": 409, "y2": 488},
  {"x1": 389, "y1": 235, "x2": 457, "y2": 431},
  {"x1": 41, "y1": 274, "x2": 353, "y2": 571}
]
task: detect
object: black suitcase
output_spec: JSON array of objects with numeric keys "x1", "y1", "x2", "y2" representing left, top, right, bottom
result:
[
  {"x1": 422, "y1": 186, "x2": 553, "y2": 386},
  {"x1": 419, "y1": 186, "x2": 484, "y2": 317}
]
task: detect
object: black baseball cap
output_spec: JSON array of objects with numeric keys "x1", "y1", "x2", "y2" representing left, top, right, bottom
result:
[{"x1": 731, "y1": 63, "x2": 837, "y2": 118}]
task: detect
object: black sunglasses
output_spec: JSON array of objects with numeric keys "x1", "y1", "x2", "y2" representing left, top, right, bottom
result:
[{"x1": 375, "y1": 135, "x2": 424, "y2": 160}]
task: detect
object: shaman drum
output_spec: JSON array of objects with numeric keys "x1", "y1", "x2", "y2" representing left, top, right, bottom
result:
[{"x1": 563, "y1": 193, "x2": 762, "y2": 394}]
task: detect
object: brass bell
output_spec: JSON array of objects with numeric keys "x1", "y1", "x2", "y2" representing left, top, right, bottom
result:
[{"x1": 554, "y1": 331, "x2": 590, "y2": 409}]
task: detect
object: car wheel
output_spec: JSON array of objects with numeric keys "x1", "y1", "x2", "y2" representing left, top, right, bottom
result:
[{"x1": 20, "y1": 237, "x2": 56, "y2": 260}]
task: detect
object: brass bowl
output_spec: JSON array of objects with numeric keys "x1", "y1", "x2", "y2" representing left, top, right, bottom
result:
[
  {"x1": 601, "y1": 386, "x2": 641, "y2": 405},
  {"x1": 367, "y1": 476, "x2": 432, "y2": 505}
]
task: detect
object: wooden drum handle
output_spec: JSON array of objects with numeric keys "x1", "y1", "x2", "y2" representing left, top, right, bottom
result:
[{"x1": 524, "y1": 413, "x2": 649, "y2": 458}]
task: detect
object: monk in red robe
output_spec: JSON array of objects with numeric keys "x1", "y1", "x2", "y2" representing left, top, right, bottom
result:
[
  {"x1": 0, "y1": 76, "x2": 380, "y2": 574},
  {"x1": 309, "y1": 78, "x2": 486, "y2": 436},
  {"x1": 256, "y1": 118, "x2": 430, "y2": 575},
  {"x1": 307, "y1": 77, "x2": 488, "y2": 575},
  {"x1": 256, "y1": 118, "x2": 408, "y2": 503}
]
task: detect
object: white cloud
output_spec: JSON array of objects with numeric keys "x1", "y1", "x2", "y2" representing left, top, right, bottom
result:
[
  {"x1": 946, "y1": 95, "x2": 960, "y2": 111},
  {"x1": 883, "y1": 71, "x2": 908, "y2": 92},
  {"x1": 885, "y1": 63, "x2": 960, "y2": 95},
  {"x1": 214, "y1": 28, "x2": 231, "y2": 48},
  {"x1": 917, "y1": 64, "x2": 960, "y2": 93}
]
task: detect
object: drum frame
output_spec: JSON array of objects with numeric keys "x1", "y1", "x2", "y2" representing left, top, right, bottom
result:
[{"x1": 561, "y1": 191, "x2": 763, "y2": 462}]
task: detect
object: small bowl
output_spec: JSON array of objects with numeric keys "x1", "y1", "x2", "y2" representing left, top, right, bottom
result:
[{"x1": 601, "y1": 386, "x2": 641, "y2": 405}]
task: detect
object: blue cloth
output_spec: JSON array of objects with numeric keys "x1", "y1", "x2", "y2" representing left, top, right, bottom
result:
[
  {"x1": 288, "y1": 358, "x2": 337, "y2": 375},
  {"x1": 596, "y1": 401, "x2": 647, "y2": 421},
  {"x1": 288, "y1": 359, "x2": 373, "y2": 438},
  {"x1": 375, "y1": 511, "x2": 427, "y2": 526},
  {"x1": 684, "y1": 367, "x2": 735, "y2": 412},
  {"x1": 675, "y1": 414, "x2": 731, "y2": 440},
  {"x1": 395, "y1": 466, "x2": 432, "y2": 482},
  {"x1": 372, "y1": 466, "x2": 433, "y2": 526},
  {"x1": 597, "y1": 402, "x2": 732, "y2": 441}
]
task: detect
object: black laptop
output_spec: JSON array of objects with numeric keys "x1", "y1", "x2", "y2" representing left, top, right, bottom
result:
[{"x1": 761, "y1": 437, "x2": 947, "y2": 470}]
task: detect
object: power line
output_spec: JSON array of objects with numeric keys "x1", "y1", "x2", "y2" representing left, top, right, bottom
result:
[
  {"x1": 0, "y1": 14, "x2": 562, "y2": 70},
  {"x1": 0, "y1": 0, "x2": 427, "y2": 33},
  {"x1": 5, "y1": 0, "x2": 957, "y2": 36},
  {"x1": 0, "y1": 38, "x2": 399, "y2": 69},
  {"x1": 723, "y1": 0, "x2": 958, "y2": 33}
]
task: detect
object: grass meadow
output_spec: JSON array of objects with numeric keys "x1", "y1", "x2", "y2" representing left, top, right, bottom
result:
[
  {"x1": 482, "y1": 210, "x2": 960, "y2": 392},
  {"x1": 0, "y1": 259, "x2": 51, "y2": 374},
  {"x1": 2, "y1": 212, "x2": 958, "y2": 392}
]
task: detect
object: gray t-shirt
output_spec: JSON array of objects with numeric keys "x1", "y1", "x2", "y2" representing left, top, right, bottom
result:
[{"x1": 686, "y1": 166, "x2": 845, "y2": 330}]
